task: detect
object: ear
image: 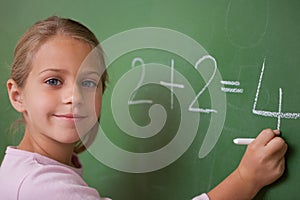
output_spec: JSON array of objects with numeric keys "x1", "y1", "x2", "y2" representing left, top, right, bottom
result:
[{"x1": 7, "y1": 79, "x2": 25, "y2": 113}]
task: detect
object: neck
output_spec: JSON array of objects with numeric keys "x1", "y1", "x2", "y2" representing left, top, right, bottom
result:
[{"x1": 18, "y1": 128, "x2": 76, "y2": 167}]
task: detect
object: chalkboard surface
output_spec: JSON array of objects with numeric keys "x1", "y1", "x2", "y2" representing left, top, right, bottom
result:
[{"x1": 1, "y1": 0, "x2": 299, "y2": 199}]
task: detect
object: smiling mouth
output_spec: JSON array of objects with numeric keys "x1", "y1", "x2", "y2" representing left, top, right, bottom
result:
[{"x1": 53, "y1": 114, "x2": 87, "y2": 121}]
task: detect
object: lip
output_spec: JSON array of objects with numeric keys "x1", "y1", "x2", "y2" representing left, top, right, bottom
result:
[{"x1": 53, "y1": 114, "x2": 87, "y2": 121}]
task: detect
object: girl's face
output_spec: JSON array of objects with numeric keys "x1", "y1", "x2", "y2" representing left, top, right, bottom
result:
[{"x1": 19, "y1": 35, "x2": 103, "y2": 145}]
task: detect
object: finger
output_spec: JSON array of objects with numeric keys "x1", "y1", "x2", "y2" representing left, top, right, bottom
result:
[
  {"x1": 275, "y1": 157, "x2": 286, "y2": 178},
  {"x1": 254, "y1": 128, "x2": 277, "y2": 146},
  {"x1": 273, "y1": 129, "x2": 281, "y2": 136},
  {"x1": 266, "y1": 136, "x2": 288, "y2": 157}
]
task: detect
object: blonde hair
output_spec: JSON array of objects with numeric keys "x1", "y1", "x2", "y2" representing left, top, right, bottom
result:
[{"x1": 10, "y1": 16, "x2": 107, "y2": 153}]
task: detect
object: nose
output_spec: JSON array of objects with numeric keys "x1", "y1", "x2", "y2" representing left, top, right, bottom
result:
[{"x1": 62, "y1": 83, "x2": 83, "y2": 106}]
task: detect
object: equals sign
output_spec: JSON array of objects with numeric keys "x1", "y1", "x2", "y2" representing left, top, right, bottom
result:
[{"x1": 220, "y1": 80, "x2": 244, "y2": 93}]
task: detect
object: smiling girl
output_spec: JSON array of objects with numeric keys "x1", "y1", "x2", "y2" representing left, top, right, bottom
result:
[
  {"x1": 0, "y1": 16, "x2": 287, "y2": 200},
  {"x1": 0, "y1": 16, "x2": 109, "y2": 199}
]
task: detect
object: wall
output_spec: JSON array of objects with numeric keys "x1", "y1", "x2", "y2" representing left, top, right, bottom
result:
[{"x1": 0, "y1": 0, "x2": 299, "y2": 199}]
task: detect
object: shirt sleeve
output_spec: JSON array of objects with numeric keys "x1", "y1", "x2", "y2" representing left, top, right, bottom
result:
[
  {"x1": 18, "y1": 165, "x2": 111, "y2": 200},
  {"x1": 192, "y1": 193, "x2": 210, "y2": 200}
]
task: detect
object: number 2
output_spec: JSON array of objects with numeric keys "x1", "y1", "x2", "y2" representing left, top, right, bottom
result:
[
  {"x1": 128, "y1": 57, "x2": 153, "y2": 105},
  {"x1": 189, "y1": 55, "x2": 218, "y2": 113}
]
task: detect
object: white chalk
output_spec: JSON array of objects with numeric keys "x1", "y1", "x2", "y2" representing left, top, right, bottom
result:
[{"x1": 233, "y1": 138, "x2": 255, "y2": 145}]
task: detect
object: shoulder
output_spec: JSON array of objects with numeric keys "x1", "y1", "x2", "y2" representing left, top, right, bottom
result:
[
  {"x1": 19, "y1": 164, "x2": 101, "y2": 200},
  {"x1": 0, "y1": 147, "x2": 108, "y2": 200},
  {"x1": 192, "y1": 193, "x2": 210, "y2": 200}
]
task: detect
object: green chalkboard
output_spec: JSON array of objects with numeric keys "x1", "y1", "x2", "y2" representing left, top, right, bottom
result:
[{"x1": 1, "y1": 0, "x2": 299, "y2": 199}]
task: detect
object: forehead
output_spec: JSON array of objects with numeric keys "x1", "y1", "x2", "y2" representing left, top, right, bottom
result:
[{"x1": 31, "y1": 35, "x2": 104, "y2": 74}]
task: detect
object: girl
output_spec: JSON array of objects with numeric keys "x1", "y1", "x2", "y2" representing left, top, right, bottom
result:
[{"x1": 0, "y1": 16, "x2": 287, "y2": 200}]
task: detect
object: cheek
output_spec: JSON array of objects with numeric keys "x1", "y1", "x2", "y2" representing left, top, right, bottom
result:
[
  {"x1": 83, "y1": 89, "x2": 102, "y2": 117},
  {"x1": 23, "y1": 89, "x2": 57, "y2": 121},
  {"x1": 93, "y1": 93, "x2": 102, "y2": 116}
]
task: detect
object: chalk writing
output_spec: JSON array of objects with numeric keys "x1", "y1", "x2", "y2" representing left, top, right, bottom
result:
[
  {"x1": 128, "y1": 57, "x2": 153, "y2": 105},
  {"x1": 160, "y1": 59, "x2": 185, "y2": 109},
  {"x1": 220, "y1": 80, "x2": 240, "y2": 86},
  {"x1": 221, "y1": 80, "x2": 244, "y2": 93},
  {"x1": 130, "y1": 56, "x2": 219, "y2": 113},
  {"x1": 277, "y1": 88, "x2": 282, "y2": 130},
  {"x1": 188, "y1": 55, "x2": 218, "y2": 113},
  {"x1": 252, "y1": 59, "x2": 300, "y2": 129}
]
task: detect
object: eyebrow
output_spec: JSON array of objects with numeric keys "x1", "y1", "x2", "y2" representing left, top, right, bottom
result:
[
  {"x1": 38, "y1": 68, "x2": 68, "y2": 75},
  {"x1": 80, "y1": 71, "x2": 101, "y2": 77},
  {"x1": 38, "y1": 68, "x2": 101, "y2": 77}
]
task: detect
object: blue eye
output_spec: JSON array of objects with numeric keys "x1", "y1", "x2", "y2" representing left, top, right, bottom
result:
[
  {"x1": 46, "y1": 78, "x2": 62, "y2": 86},
  {"x1": 81, "y1": 80, "x2": 97, "y2": 88}
]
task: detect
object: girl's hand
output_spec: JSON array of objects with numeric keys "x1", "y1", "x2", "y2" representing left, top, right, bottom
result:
[{"x1": 237, "y1": 129, "x2": 288, "y2": 193}]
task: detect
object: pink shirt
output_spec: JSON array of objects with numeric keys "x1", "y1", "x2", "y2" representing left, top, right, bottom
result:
[
  {"x1": 0, "y1": 147, "x2": 111, "y2": 200},
  {"x1": 0, "y1": 147, "x2": 209, "y2": 200}
]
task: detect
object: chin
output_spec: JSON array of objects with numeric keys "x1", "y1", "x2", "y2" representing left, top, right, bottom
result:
[
  {"x1": 59, "y1": 136, "x2": 81, "y2": 145},
  {"x1": 51, "y1": 129, "x2": 81, "y2": 144}
]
